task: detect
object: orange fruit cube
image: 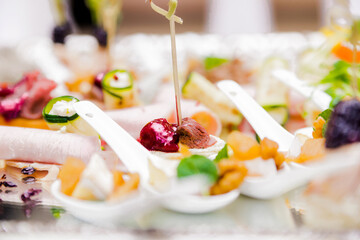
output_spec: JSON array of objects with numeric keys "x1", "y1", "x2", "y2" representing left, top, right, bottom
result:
[
  {"x1": 227, "y1": 131, "x2": 260, "y2": 160},
  {"x1": 58, "y1": 157, "x2": 86, "y2": 196}
]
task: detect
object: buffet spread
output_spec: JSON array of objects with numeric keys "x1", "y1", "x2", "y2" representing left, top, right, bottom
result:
[{"x1": 1, "y1": 1, "x2": 360, "y2": 237}]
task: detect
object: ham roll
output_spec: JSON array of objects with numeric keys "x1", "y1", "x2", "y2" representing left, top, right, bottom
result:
[{"x1": 0, "y1": 126, "x2": 101, "y2": 164}]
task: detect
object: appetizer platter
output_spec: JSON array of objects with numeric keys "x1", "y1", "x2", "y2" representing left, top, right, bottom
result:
[{"x1": 1, "y1": 0, "x2": 360, "y2": 238}]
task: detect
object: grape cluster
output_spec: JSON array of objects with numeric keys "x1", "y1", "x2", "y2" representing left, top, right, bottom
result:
[{"x1": 325, "y1": 99, "x2": 360, "y2": 148}]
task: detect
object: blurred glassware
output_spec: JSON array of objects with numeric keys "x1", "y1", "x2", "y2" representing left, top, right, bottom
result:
[
  {"x1": 0, "y1": 0, "x2": 55, "y2": 47},
  {"x1": 205, "y1": 0, "x2": 274, "y2": 34},
  {"x1": 321, "y1": 0, "x2": 360, "y2": 27}
]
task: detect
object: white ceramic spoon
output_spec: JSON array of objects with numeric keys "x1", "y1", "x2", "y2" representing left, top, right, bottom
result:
[
  {"x1": 217, "y1": 80, "x2": 360, "y2": 199},
  {"x1": 272, "y1": 69, "x2": 332, "y2": 111},
  {"x1": 217, "y1": 80, "x2": 294, "y2": 151},
  {"x1": 72, "y1": 101, "x2": 240, "y2": 214}
]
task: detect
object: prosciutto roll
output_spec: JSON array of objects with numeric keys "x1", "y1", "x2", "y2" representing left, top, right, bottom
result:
[{"x1": 0, "y1": 126, "x2": 101, "y2": 164}]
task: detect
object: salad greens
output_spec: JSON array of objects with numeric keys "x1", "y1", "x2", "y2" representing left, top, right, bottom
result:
[
  {"x1": 319, "y1": 60, "x2": 360, "y2": 108},
  {"x1": 204, "y1": 57, "x2": 229, "y2": 70},
  {"x1": 177, "y1": 155, "x2": 218, "y2": 183}
]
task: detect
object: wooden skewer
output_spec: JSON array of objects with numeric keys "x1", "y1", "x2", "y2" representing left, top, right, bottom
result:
[{"x1": 169, "y1": 16, "x2": 182, "y2": 126}]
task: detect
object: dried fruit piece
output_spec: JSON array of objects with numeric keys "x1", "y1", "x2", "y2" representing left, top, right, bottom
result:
[
  {"x1": 107, "y1": 173, "x2": 140, "y2": 202},
  {"x1": 260, "y1": 137, "x2": 279, "y2": 160},
  {"x1": 274, "y1": 152, "x2": 286, "y2": 169},
  {"x1": 217, "y1": 159, "x2": 246, "y2": 176},
  {"x1": 58, "y1": 157, "x2": 86, "y2": 196},
  {"x1": 296, "y1": 138, "x2": 326, "y2": 163},
  {"x1": 312, "y1": 116, "x2": 326, "y2": 139},
  {"x1": 113, "y1": 170, "x2": 125, "y2": 187},
  {"x1": 210, "y1": 167, "x2": 247, "y2": 195},
  {"x1": 227, "y1": 131, "x2": 260, "y2": 160}
]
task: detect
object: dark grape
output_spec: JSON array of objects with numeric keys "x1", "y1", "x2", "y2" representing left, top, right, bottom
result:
[
  {"x1": 325, "y1": 99, "x2": 360, "y2": 148},
  {"x1": 93, "y1": 26, "x2": 107, "y2": 47},
  {"x1": 52, "y1": 22, "x2": 72, "y2": 44}
]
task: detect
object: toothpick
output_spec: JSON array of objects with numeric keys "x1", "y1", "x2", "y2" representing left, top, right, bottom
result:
[{"x1": 169, "y1": 16, "x2": 182, "y2": 125}]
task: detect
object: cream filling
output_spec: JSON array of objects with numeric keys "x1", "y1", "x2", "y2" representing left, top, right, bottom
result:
[
  {"x1": 49, "y1": 99, "x2": 77, "y2": 117},
  {"x1": 109, "y1": 72, "x2": 131, "y2": 88},
  {"x1": 150, "y1": 135, "x2": 226, "y2": 160}
]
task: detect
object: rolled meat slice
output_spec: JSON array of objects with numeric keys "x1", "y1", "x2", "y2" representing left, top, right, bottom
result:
[{"x1": 0, "y1": 126, "x2": 101, "y2": 164}]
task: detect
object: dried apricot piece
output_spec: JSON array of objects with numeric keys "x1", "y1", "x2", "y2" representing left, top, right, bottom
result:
[
  {"x1": 227, "y1": 131, "x2": 260, "y2": 160},
  {"x1": 107, "y1": 173, "x2": 140, "y2": 202},
  {"x1": 58, "y1": 157, "x2": 86, "y2": 196},
  {"x1": 274, "y1": 152, "x2": 286, "y2": 169},
  {"x1": 260, "y1": 137, "x2": 279, "y2": 160},
  {"x1": 296, "y1": 138, "x2": 326, "y2": 163},
  {"x1": 312, "y1": 117, "x2": 326, "y2": 139},
  {"x1": 113, "y1": 170, "x2": 125, "y2": 187},
  {"x1": 210, "y1": 167, "x2": 248, "y2": 195}
]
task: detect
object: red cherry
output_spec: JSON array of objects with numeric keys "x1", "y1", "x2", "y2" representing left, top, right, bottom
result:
[{"x1": 140, "y1": 118, "x2": 179, "y2": 152}]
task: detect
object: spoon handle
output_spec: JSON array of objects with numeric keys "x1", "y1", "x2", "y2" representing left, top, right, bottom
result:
[
  {"x1": 74, "y1": 101, "x2": 151, "y2": 179},
  {"x1": 217, "y1": 80, "x2": 294, "y2": 151},
  {"x1": 272, "y1": 69, "x2": 332, "y2": 111}
]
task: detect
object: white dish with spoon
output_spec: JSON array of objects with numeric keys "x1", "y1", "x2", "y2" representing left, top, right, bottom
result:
[
  {"x1": 51, "y1": 100, "x2": 241, "y2": 219},
  {"x1": 217, "y1": 80, "x2": 360, "y2": 199},
  {"x1": 271, "y1": 69, "x2": 332, "y2": 111}
]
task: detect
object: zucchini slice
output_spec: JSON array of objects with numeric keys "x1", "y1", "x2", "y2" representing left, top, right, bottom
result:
[
  {"x1": 43, "y1": 96, "x2": 79, "y2": 123},
  {"x1": 102, "y1": 70, "x2": 137, "y2": 109}
]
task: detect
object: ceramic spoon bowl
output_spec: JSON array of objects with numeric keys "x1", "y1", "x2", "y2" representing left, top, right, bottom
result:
[
  {"x1": 72, "y1": 101, "x2": 240, "y2": 214},
  {"x1": 217, "y1": 80, "x2": 358, "y2": 199}
]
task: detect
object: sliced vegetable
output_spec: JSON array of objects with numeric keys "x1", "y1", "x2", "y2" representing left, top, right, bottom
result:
[
  {"x1": 102, "y1": 70, "x2": 137, "y2": 109},
  {"x1": 182, "y1": 72, "x2": 242, "y2": 127},
  {"x1": 177, "y1": 155, "x2": 218, "y2": 183},
  {"x1": 204, "y1": 57, "x2": 229, "y2": 70},
  {"x1": 43, "y1": 96, "x2": 79, "y2": 124},
  {"x1": 319, "y1": 60, "x2": 359, "y2": 104},
  {"x1": 43, "y1": 96, "x2": 98, "y2": 136}
]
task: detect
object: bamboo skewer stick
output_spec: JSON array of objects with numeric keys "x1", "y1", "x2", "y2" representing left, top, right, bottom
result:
[{"x1": 169, "y1": 16, "x2": 182, "y2": 125}]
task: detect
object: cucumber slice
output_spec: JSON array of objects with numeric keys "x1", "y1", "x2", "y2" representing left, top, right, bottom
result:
[
  {"x1": 182, "y1": 72, "x2": 242, "y2": 126},
  {"x1": 43, "y1": 96, "x2": 79, "y2": 123},
  {"x1": 43, "y1": 96, "x2": 98, "y2": 136},
  {"x1": 102, "y1": 70, "x2": 137, "y2": 109}
]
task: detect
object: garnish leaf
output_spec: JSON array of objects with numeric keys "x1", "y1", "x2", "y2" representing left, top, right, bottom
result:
[
  {"x1": 316, "y1": 109, "x2": 333, "y2": 137},
  {"x1": 51, "y1": 207, "x2": 65, "y2": 219},
  {"x1": 177, "y1": 155, "x2": 218, "y2": 183},
  {"x1": 213, "y1": 144, "x2": 228, "y2": 163},
  {"x1": 204, "y1": 57, "x2": 229, "y2": 70},
  {"x1": 317, "y1": 109, "x2": 333, "y2": 121},
  {"x1": 320, "y1": 60, "x2": 360, "y2": 105}
]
